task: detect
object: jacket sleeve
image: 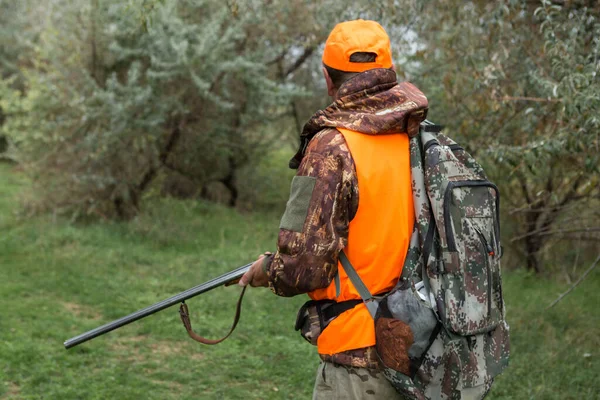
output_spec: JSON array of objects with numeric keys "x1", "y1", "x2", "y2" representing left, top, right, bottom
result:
[{"x1": 264, "y1": 128, "x2": 359, "y2": 297}]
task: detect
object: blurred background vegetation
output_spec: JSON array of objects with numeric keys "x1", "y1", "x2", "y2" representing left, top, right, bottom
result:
[
  {"x1": 1, "y1": 0, "x2": 598, "y2": 274},
  {"x1": 0, "y1": 1, "x2": 599, "y2": 398}
]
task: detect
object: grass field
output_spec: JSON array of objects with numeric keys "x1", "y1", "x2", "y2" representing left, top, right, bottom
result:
[{"x1": 1, "y1": 163, "x2": 599, "y2": 399}]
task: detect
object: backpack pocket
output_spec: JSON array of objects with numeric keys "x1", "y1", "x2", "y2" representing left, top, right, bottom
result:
[
  {"x1": 381, "y1": 330, "x2": 469, "y2": 400},
  {"x1": 375, "y1": 317, "x2": 414, "y2": 375},
  {"x1": 376, "y1": 280, "x2": 439, "y2": 400},
  {"x1": 436, "y1": 181, "x2": 503, "y2": 335},
  {"x1": 375, "y1": 280, "x2": 439, "y2": 370}
]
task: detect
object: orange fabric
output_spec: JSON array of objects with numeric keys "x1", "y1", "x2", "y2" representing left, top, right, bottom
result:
[
  {"x1": 309, "y1": 128, "x2": 414, "y2": 356},
  {"x1": 322, "y1": 20, "x2": 393, "y2": 73}
]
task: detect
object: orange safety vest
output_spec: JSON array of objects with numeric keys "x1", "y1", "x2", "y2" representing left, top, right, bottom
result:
[{"x1": 308, "y1": 127, "x2": 414, "y2": 356}]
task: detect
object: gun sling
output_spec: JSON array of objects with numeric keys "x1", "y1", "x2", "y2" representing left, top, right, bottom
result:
[
  {"x1": 179, "y1": 286, "x2": 247, "y2": 345},
  {"x1": 177, "y1": 255, "x2": 368, "y2": 346},
  {"x1": 179, "y1": 282, "x2": 362, "y2": 346}
]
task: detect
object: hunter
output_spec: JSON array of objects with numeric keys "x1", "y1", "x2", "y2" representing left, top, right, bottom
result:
[{"x1": 240, "y1": 20, "x2": 428, "y2": 399}]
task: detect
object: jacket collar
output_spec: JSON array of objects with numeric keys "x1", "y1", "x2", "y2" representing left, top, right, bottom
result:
[{"x1": 289, "y1": 69, "x2": 428, "y2": 169}]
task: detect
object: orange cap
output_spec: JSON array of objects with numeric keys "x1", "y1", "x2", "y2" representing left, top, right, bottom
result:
[{"x1": 322, "y1": 20, "x2": 393, "y2": 73}]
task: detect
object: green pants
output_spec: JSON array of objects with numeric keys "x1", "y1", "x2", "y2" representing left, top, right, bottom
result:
[{"x1": 312, "y1": 362, "x2": 403, "y2": 400}]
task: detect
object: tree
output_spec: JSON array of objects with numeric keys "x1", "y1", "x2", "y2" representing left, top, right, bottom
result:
[
  {"x1": 410, "y1": 0, "x2": 600, "y2": 272},
  {"x1": 1, "y1": 0, "x2": 428, "y2": 217},
  {"x1": 0, "y1": 0, "x2": 32, "y2": 156},
  {"x1": 0, "y1": 0, "x2": 316, "y2": 217}
]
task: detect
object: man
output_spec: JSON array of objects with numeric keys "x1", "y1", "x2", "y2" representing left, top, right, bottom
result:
[{"x1": 239, "y1": 20, "x2": 428, "y2": 399}]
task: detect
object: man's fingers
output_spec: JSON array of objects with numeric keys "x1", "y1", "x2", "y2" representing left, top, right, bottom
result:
[
  {"x1": 238, "y1": 272, "x2": 250, "y2": 287},
  {"x1": 240, "y1": 256, "x2": 269, "y2": 288}
]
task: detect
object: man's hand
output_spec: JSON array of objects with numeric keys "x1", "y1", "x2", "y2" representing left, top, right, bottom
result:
[{"x1": 238, "y1": 253, "x2": 271, "y2": 288}]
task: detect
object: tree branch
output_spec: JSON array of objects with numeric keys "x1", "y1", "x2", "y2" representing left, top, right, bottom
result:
[
  {"x1": 501, "y1": 95, "x2": 562, "y2": 103},
  {"x1": 511, "y1": 227, "x2": 600, "y2": 242},
  {"x1": 283, "y1": 46, "x2": 315, "y2": 78},
  {"x1": 517, "y1": 171, "x2": 533, "y2": 206},
  {"x1": 546, "y1": 254, "x2": 600, "y2": 310}
]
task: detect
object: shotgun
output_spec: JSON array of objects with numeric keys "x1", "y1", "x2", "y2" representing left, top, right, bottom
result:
[{"x1": 64, "y1": 262, "x2": 252, "y2": 349}]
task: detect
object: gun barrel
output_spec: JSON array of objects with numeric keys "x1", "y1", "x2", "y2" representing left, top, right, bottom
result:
[{"x1": 64, "y1": 262, "x2": 252, "y2": 349}]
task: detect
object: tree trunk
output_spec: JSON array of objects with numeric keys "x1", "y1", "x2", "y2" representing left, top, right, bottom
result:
[
  {"x1": 221, "y1": 156, "x2": 238, "y2": 207},
  {"x1": 90, "y1": 0, "x2": 102, "y2": 86},
  {"x1": 524, "y1": 236, "x2": 541, "y2": 273}
]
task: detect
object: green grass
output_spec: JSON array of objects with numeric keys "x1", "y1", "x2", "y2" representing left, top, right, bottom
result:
[{"x1": 1, "y1": 163, "x2": 599, "y2": 399}]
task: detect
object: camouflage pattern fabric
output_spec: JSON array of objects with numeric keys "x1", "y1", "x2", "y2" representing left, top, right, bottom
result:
[
  {"x1": 420, "y1": 130, "x2": 505, "y2": 335},
  {"x1": 319, "y1": 347, "x2": 381, "y2": 370},
  {"x1": 265, "y1": 127, "x2": 359, "y2": 297},
  {"x1": 374, "y1": 124, "x2": 510, "y2": 399},
  {"x1": 382, "y1": 323, "x2": 505, "y2": 399},
  {"x1": 263, "y1": 68, "x2": 428, "y2": 368},
  {"x1": 289, "y1": 68, "x2": 428, "y2": 170},
  {"x1": 297, "y1": 302, "x2": 324, "y2": 346},
  {"x1": 313, "y1": 362, "x2": 404, "y2": 400}
]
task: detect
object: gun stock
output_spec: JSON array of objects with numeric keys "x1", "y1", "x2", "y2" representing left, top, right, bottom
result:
[{"x1": 64, "y1": 262, "x2": 252, "y2": 350}]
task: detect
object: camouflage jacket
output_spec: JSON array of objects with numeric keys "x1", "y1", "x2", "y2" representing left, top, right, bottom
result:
[{"x1": 264, "y1": 68, "x2": 428, "y2": 369}]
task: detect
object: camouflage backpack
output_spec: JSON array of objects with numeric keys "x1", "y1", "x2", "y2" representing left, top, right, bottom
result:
[{"x1": 339, "y1": 120, "x2": 510, "y2": 399}]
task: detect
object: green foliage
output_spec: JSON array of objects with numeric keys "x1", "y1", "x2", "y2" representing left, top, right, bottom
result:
[
  {"x1": 1, "y1": 164, "x2": 599, "y2": 399},
  {"x1": 410, "y1": 0, "x2": 600, "y2": 272},
  {"x1": 0, "y1": 0, "x2": 31, "y2": 79},
  {"x1": 236, "y1": 146, "x2": 297, "y2": 213},
  {"x1": 1, "y1": 0, "x2": 314, "y2": 218},
  {"x1": 2, "y1": 0, "x2": 428, "y2": 219},
  {"x1": 0, "y1": 0, "x2": 37, "y2": 156},
  {"x1": 1, "y1": 0, "x2": 597, "y2": 273}
]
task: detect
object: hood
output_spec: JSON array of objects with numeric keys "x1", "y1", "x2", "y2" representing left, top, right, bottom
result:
[{"x1": 290, "y1": 68, "x2": 428, "y2": 169}]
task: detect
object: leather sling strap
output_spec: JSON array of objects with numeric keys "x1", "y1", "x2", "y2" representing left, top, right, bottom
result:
[{"x1": 179, "y1": 286, "x2": 247, "y2": 345}]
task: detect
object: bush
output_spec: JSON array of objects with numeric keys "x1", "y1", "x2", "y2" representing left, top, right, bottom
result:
[
  {"x1": 411, "y1": 0, "x2": 600, "y2": 272},
  {"x1": 1, "y1": 0, "x2": 308, "y2": 219}
]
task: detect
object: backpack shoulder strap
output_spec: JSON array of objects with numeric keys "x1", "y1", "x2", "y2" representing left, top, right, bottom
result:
[
  {"x1": 401, "y1": 121, "x2": 439, "y2": 279},
  {"x1": 338, "y1": 251, "x2": 379, "y2": 319}
]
